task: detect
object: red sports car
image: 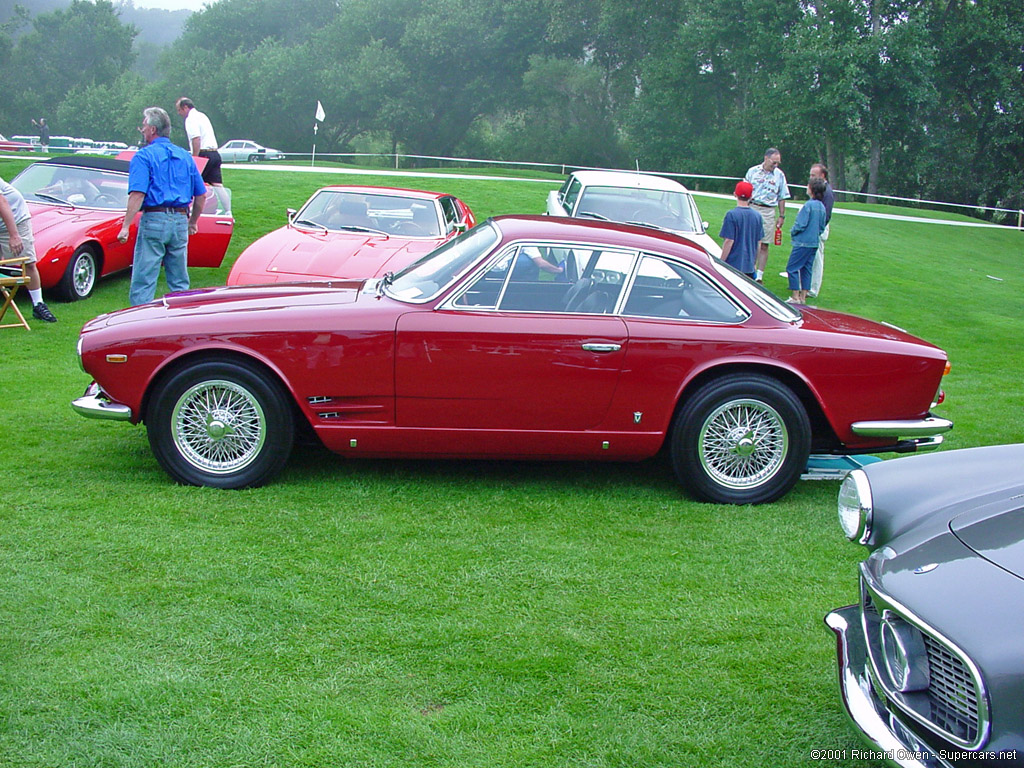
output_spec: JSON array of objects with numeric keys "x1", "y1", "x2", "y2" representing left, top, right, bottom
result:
[
  {"x1": 72, "y1": 216, "x2": 951, "y2": 504},
  {"x1": 7, "y1": 156, "x2": 234, "y2": 301},
  {"x1": 226, "y1": 185, "x2": 475, "y2": 285},
  {"x1": 0, "y1": 133, "x2": 35, "y2": 152}
]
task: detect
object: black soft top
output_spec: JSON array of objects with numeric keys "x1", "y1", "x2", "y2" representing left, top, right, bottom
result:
[{"x1": 36, "y1": 155, "x2": 130, "y2": 173}]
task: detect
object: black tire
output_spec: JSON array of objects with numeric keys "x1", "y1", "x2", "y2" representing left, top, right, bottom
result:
[
  {"x1": 56, "y1": 245, "x2": 99, "y2": 301},
  {"x1": 145, "y1": 360, "x2": 294, "y2": 489},
  {"x1": 247, "y1": 154, "x2": 260, "y2": 163},
  {"x1": 670, "y1": 373, "x2": 810, "y2": 504}
]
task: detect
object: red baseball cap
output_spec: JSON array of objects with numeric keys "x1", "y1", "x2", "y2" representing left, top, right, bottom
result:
[{"x1": 734, "y1": 181, "x2": 754, "y2": 200}]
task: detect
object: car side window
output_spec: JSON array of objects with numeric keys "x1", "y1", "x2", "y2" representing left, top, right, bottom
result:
[
  {"x1": 563, "y1": 177, "x2": 582, "y2": 213},
  {"x1": 451, "y1": 249, "x2": 514, "y2": 309},
  {"x1": 439, "y1": 197, "x2": 459, "y2": 232},
  {"x1": 623, "y1": 254, "x2": 747, "y2": 323}
]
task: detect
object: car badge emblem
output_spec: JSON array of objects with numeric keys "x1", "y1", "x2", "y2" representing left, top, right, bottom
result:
[
  {"x1": 634, "y1": 412, "x2": 642, "y2": 424},
  {"x1": 913, "y1": 563, "x2": 938, "y2": 574}
]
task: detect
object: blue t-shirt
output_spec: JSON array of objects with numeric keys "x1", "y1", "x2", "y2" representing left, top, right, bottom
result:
[
  {"x1": 790, "y1": 199, "x2": 827, "y2": 247},
  {"x1": 128, "y1": 137, "x2": 206, "y2": 209},
  {"x1": 719, "y1": 206, "x2": 764, "y2": 274}
]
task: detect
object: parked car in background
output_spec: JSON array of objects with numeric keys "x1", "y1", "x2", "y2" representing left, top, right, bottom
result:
[
  {"x1": 227, "y1": 185, "x2": 476, "y2": 285},
  {"x1": 73, "y1": 215, "x2": 951, "y2": 502},
  {"x1": 4, "y1": 156, "x2": 233, "y2": 301},
  {"x1": 547, "y1": 170, "x2": 722, "y2": 257},
  {"x1": 0, "y1": 133, "x2": 35, "y2": 152},
  {"x1": 826, "y1": 445, "x2": 1024, "y2": 766},
  {"x1": 218, "y1": 139, "x2": 285, "y2": 163}
]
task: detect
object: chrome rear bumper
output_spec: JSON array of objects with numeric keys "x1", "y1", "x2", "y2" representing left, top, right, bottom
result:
[{"x1": 851, "y1": 416, "x2": 953, "y2": 439}]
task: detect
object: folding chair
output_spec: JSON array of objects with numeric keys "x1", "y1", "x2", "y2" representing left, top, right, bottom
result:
[{"x1": 0, "y1": 255, "x2": 32, "y2": 330}]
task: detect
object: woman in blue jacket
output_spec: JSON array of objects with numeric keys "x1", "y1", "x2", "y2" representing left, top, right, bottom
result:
[{"x1": 785, "y1": 177, "x2": 827, "y2": 304}]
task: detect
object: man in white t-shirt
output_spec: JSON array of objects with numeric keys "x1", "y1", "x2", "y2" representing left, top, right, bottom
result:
[
  {"x1": 1, "y1": 176, "x2": 57, "y2": 322},
  {"x1": 175, "y1": 97, "x2": 231, "y2": 214}
]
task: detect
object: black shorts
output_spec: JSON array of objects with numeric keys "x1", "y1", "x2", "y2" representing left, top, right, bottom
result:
[{"x1": 198, "y1": 149, "x2": 223, "y2": 185}]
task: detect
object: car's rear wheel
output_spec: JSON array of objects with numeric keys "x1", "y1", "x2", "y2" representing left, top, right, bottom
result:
[
  {"x1": 56, "y1": 244, "x2": 98, "y2": 301},
  {"x1": 247, "y1": 154, "x2": 260, "y2": 163},
  {"x1": 145, "y1": 360, "x2": 294, "y2": 489},
  {"x1": 671, "y1": 373, "x2": 810, "y2": 504}
]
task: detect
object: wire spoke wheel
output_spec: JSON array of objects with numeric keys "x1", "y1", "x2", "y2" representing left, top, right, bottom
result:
[
  {"x1": 172, "y1": 379, "x2": 267, "y2": 474},
  {"x1": 698, "y1": 398, "x2": 788, "y2": 489}
]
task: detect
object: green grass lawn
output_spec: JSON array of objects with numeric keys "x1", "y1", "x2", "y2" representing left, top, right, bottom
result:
[{"x1": 1, "y1": 157, "x2": 1022, "y2": 767}]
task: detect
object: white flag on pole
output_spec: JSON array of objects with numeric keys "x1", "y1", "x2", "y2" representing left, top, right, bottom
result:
[{"x1": 315, "y1": 100, "x2": 326, "y2": 122}]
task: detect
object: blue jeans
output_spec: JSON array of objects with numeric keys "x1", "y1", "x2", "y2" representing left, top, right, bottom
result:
[
  {"x1": 129, "y1": 211, "x2": 189, "y2": 306},
  {"x1": 786, "y1": 245, "x2": 817, "y2": 291}
]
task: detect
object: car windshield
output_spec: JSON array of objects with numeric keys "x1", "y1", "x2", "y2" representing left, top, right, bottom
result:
[
  {"x1": 576, "y1": 185, "x2": 700, "y2": 233},
  {"x1": 711, "y1": 259, "x2": 802, "y2": 322},
  {"x1": 12, "y1": 163, "x2": 128, "y2": 210},
  {"x1": 386, "y1": 222, "x2": 499, "y2": 303},
  {"x1": 293, "y1": 189, "x2": 443, "y2": 237}
]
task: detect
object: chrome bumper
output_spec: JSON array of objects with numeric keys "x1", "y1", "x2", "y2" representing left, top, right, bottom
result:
[
  {"x1": 851, "y1": 417, "x2": 952, "y2": 452},
  {"x1": 71, "y1": 383, "x2": 133, "y2": 422},
  {"x1": 825, "y1": 606, "x2": 951, "y2": 768}
]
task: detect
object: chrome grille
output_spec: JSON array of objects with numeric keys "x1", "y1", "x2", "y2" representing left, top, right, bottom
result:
[
  {"x1": 859, "y1": 575, "x2": 986, "y2": 748},
  {"x1": 923, "y1": 634, "x2": 979, "y2": 743}
]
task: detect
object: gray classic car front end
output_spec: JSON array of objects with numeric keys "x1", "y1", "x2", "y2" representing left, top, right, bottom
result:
[{"x1": 826, "y1": 444, "x2": 1024, "y2": 767}]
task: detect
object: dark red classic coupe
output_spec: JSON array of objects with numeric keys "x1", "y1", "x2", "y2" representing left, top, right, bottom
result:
[{"x1": 72, "y1": 216, "x2": 951, "y2": 504}]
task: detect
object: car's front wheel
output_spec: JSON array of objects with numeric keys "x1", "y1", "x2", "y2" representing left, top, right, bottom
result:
[
  {"x1": 670, "y1": 373, "x2": 810, "y2": 504},
  {"x1": 247, "y1": 154, "x2": 260, "y2": 163},
  {"x1": 145, "y1": 360, "x2": 294, "y2": 489},
  {"x1": 56, "y1": 244, "x2": 98, "y2": 301}
]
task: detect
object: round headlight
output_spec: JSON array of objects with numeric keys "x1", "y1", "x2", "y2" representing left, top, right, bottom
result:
[
  {"x1": 881, "y1": 612, "x2": 930, "y2": 692},
  {"x1": 838, "y1": 469, "x2": 873, "y2": 543}
]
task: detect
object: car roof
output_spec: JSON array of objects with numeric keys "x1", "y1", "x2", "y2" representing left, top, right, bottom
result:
[
  {"x1": 490, "y1": 214, "x2": 711, "y2": 258},
  {"x1": 314, "y1": 185, "x2": 447, "y2": 201},
  {"x1": 34, "y1": 155, "x2": 129, "y2": 173},
  {"x1": 567, "y1": 170, "x2": 691, "y2": 193}
]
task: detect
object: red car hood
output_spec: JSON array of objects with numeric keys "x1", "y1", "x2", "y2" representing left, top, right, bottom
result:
[
  {"x1": 229, "y1": 226, "x2": 443, "y2": 283},
  {"x1": 27, "y1": 201, "x2": 112, "y2": 237}
]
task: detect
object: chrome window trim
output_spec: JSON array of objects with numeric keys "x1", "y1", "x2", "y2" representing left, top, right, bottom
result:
[{"x1": 859, "y1": 565, "x2": 990, "y2": 750}]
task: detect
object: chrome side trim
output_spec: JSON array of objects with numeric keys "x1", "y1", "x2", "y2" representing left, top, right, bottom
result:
[
  {"x1": 826, "y1": 607, "x2": 950, "y2": 768},
  {"x1": 851, "y1": 416, "x2": 953, "y2": 438}
]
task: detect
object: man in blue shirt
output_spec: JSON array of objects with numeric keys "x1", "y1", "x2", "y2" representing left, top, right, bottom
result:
[{"x1": 117, "y1": 107, "x2": 206, "y2": 306}]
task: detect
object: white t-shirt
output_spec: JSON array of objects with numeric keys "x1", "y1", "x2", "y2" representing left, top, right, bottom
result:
[
  {"x1": 184, "y1": 108, "x2": 218, "y2": 152},
  {"x1": 0, "y1": 177, "x2": 30, "y2": 224}
]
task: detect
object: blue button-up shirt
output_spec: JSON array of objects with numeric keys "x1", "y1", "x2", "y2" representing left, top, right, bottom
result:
[{"x1": 128, "y1": 137, "x2": 205, "y2": 208}]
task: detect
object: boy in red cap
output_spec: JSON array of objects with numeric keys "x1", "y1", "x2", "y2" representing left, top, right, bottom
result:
[{"x1": 718, "y1": 181, "x2": 764, "y2": 278}]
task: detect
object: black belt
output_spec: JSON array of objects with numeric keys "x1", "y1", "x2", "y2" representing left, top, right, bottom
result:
[
  {"x1": 751, "y1": 201, "x2": 775, "y2": 207},
  {"x1": 142, "y1": 206, "x2": 189, "y2": 214}
]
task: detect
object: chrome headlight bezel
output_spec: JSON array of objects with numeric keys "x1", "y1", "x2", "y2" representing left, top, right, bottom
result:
[{"x1": 838, "y1": 468, "x2": 873, "y2": 544}]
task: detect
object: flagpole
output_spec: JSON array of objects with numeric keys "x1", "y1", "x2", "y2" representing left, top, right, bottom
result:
[
  {"x1": 312, "y1": 100, "x2": 326, "y2": 167},
  {"x1": 312, "y1": 123, "x2": 317, "y2": 167}
]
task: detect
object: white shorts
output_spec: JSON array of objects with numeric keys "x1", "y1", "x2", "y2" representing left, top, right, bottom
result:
[{"x1": 0, "y1": 218, "x2": 38, "y2": 264}]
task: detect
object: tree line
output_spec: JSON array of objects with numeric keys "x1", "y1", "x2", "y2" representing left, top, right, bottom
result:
[{"x1": 2, "y1": 0, "x2": 1021, "y2": 216}]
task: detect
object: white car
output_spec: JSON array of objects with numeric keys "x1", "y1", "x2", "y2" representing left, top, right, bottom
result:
[
  {"x1": 547, "y1": 170, "x2": 722, "y2": 257},
  {"x1": 218, "y1": 140, "x2": 285, "y2": 163}
]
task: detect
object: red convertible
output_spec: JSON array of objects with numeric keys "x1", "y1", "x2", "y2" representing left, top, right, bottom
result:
[
  {"x1": 7, "y1": 156, "x2": 233, "y2": 301},
  {"x1": 72, "y1": 216, "x2": 951, "y2": 504},
  {"x1": 227, "y1": 185, "x2": 475, "y2": 285}
]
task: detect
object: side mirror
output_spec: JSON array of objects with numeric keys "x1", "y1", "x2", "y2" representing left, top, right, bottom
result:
[
  {"x1": 453, "y1": 221, "x2": 468, "y2": 233},
  {"x1": 287, "y1": 208, "x2": 296, "y2": 223}
]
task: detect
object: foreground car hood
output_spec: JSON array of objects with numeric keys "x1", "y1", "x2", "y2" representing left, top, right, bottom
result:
[
  {"x1": 238, "y1": 227, "x2": 441, "y2": 281},
  {"x1": 952, "y1": 504, "x2": 1024, "y2": 580},
  {"x1": 85, "y1": 281, "x2": 365, "y2": 329}
]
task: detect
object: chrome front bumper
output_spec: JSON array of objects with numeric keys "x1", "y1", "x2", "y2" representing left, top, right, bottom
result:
[
  {"x1": 825, "y1": 606, "x2": 951, "y2": 768},
  {"x1": 851, "y1": 416, "x2": 953, "y2": 439},
  {"x1": 71, "y1": 383, "x2": 133, "y2": 422}
]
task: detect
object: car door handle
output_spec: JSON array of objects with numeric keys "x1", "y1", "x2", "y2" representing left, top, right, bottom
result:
[
  {"x1": 582, "y1": 343, "x2": 622, "y2": 353},
  {"x1": 215, "y1": 220, "x2": 233, "y2": 226}
]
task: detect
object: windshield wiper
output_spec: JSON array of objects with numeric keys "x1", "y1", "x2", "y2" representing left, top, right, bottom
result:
[
  {"x1": 577, "y1": 211, "x2": 610, "y2": 221},
  {"x1": 337, "y1": 225, "x2": 390, "y2": 238},
  {"x1": 35, "y1": 192, "x2": 71, "y2": 206},
  {"x1": 293, "y1": 218, "x2": 328, "y2": 232}
]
